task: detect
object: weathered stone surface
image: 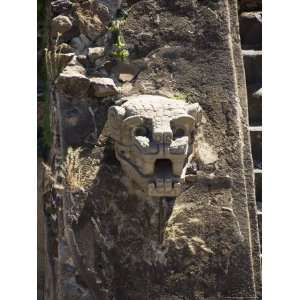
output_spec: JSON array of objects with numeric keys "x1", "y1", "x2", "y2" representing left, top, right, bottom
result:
[
  {"x1": 57, "y1": 63, "x2": 90, "y2": 97},
  {"x1": 89, "y1": 77, "x2": 119, "y2": 97},
  {"x1": 197, "y1": 141, "x2": 219, "y2": 165},
  {"x1": 88, "y1": 47, "x2": 105, "y2": 63},
  {"x1": 105, "y1": 95, "x2": 202, "y2": 197},
  {"x1": 121, "y1": 82, "x2": 133, "y2": 95},
  {"x1": 45, "y1": 1, "x2": 261, "y2": 299},
  {"x1": 51, "y1": 15, "x2": 72, "y2": 37},
  {"x1": 75, "y1": 2, "x2": 108, "y2": 41}
]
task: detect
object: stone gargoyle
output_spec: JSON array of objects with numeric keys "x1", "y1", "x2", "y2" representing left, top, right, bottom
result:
[{"x1": 104, "y1": 94, "x2": 205, "y2": 197}]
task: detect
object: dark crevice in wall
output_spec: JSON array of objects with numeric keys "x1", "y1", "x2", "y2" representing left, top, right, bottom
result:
[{"x1": 238, "y1": 0, "x2": 262, "y2": 252}]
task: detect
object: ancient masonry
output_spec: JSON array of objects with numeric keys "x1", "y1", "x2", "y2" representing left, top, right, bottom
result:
[
  {"x1": 37, "y1": 0, "x2": 262, "y2": 299},
  {"x1": 238, "y1": 0, "x2": 262, "y2": 252}
]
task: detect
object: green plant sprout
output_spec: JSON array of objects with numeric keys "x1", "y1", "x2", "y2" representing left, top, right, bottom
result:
[
  {"x1": 172, "y1": 92, "x2": 189, "y2": 102},
  {"x1": 108, "y1": 9, "x2": 129, "y2": 61}
]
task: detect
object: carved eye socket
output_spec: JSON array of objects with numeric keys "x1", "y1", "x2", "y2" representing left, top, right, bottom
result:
[
  {"x1": 134, "y1": 127, "x2": 149, "y2": 137},
  {"x1": 173, "y1": 128, "x2": 186, "y2": 139}
]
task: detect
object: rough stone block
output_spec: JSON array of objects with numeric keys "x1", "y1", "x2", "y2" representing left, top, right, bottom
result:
[
  {"x1": 57, "y1": 64, "x2": 90, "y2": 97},
  {"x1": 89, "y1": 77, "x2": 119, "y2": 97}
]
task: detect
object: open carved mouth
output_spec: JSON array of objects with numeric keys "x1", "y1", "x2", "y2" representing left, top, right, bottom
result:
[
  {"x1": 148, "y1": 159, "x2": 181, "y2": 197},
  {"x1": 116, "y1": 148, "x2": 185, "y2": 197},
  {"x1": 154, "y1": 159, "x2": 173, "y2": 178}
]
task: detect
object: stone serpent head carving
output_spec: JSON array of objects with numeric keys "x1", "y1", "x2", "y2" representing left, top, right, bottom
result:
[{"x1": 105, "y1": 95, "x2": 202, "y2": 197}]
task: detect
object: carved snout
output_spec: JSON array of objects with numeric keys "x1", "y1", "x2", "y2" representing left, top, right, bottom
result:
[
  {"x1": 153, "y1": 130, "x2": 173, "y2": 144},
  {"x1": 152, "y1": 119, "x2": 173, "y2": 144}
]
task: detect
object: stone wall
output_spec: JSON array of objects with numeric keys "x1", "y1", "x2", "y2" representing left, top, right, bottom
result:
[
  {"x1": 239, "y1": 0, "x2": 262, "y2": 250},
  {"x1": 39, "y1": 0, "x2": 261, "y2": 299}
]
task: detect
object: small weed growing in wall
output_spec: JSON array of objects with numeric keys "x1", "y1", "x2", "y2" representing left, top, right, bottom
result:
[
  {"x1": 172, "y1": 92, "x2": 190, "y2": 102},
  {"x1": 45, "y1": 33, "x2": 68, "y2": 82},
  {"x1": 108, "y1": 9, "x2": 129, "y2": 61},
  {"x1": 172, "y1": 91, "x2": 198, "y2": 103},
  {"x1": 62, "y1": 147, "x2": 100, "y2": 193}
]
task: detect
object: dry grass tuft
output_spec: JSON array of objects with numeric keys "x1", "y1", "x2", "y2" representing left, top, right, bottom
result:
[
  {"x1": 45, "y1": 33, "x2": 71, "y2": 82},
  {"x1": 62, "y1": 147, "x2": 100, "y2": 192}
]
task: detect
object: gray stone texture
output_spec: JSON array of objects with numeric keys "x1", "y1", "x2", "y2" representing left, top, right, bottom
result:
[{"x1": 43, "y1": 0, "x2": 261, "y2": 299}]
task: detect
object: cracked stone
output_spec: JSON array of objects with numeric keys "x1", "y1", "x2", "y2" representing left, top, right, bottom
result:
[{"x1": 89, "y1": 77, "x2": 119, "y2": 97}]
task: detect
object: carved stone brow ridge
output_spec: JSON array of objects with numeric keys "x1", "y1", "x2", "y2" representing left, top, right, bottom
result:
[{"x1": 121, "y1": 95, "x2": 190, "y2": 119}]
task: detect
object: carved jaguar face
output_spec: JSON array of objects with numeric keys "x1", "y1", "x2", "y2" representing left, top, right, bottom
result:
[{"x1": 105, "y1": 95, "x2": 202, "y2": 197}]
